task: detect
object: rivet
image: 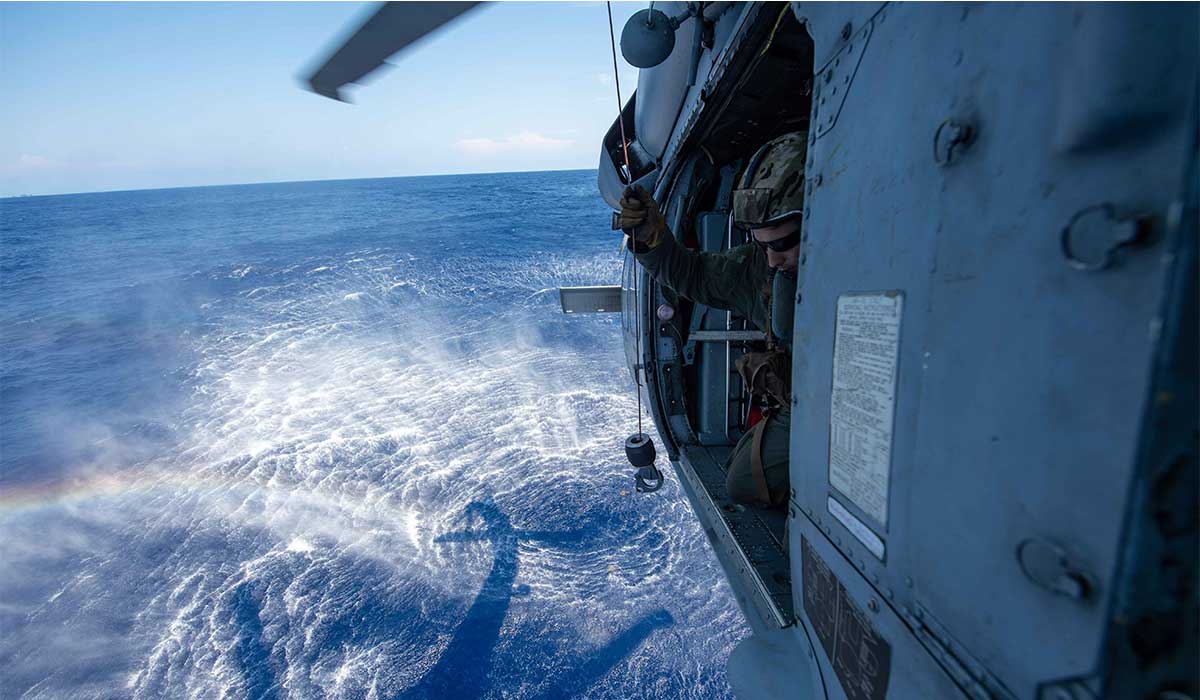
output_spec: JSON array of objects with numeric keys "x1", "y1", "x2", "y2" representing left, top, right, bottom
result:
[
  {"x1": 905, "y1": 576, "x2": 914, "y2": 587},
  {"x1": 840, "y1": 22, "x2": 852, "y2": 40},
  {"x1": 868, "y1": 599, "x2": 879, "y2": 613},
  {"x1": 814, "y1": 174, "x2": 823, "y2": 187}
]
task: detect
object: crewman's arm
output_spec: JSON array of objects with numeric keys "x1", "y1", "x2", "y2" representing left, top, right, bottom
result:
[
  {"x1": 636, "y1": 233, "x2": 759, "y2": 314},
  {"x1": 619, "y1": 185, "x2": 761, "y2": 317}
]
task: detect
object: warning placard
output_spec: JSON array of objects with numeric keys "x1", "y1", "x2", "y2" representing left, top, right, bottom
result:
[
  {"x1": 802, "y1": 536, "x2": 892, "y2": 700},
  {"x1": 829, "y1": 293, "x2": 902, "y2": 526}
]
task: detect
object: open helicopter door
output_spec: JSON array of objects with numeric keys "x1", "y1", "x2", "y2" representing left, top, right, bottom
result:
[{"x1": 597, "y1": 92, "x2": 659, "y2": 209}]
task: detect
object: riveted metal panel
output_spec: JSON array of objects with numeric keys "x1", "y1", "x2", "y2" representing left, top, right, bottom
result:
[
  {"x1": 789, "y1": 2, "x2": 1197, "y2": 697},
  {"x1": 791, "y1": 1, "x2": 886, "y2": 74},
  {"x1": 791, "y1": 515, "x2": 969, "y2": 700}
]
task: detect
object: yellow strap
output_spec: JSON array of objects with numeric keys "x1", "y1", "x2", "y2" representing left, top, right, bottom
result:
[{"x1": 759, "y1": 4, "x2": 792, "y2": 59}]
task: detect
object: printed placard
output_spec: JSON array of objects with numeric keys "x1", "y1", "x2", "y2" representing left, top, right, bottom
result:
[{"x1": 829, "y1": 292, "x2": 903, "y2": 526}]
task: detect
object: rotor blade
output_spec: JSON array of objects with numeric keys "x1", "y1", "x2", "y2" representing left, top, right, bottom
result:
[{"x1": 305, "y1": 1, "x2": 482, "y2": 102}]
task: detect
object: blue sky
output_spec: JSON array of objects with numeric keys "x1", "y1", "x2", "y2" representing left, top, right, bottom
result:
[{"x1": 0, "y1": 2, "x2": 643, "y2": 196}]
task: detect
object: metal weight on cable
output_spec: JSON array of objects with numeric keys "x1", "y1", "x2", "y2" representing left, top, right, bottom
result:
[{"x1": 608, "y1": 1, "x2": 663, "y2": 493}]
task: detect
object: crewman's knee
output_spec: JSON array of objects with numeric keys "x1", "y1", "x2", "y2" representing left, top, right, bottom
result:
[
  {"x1": 724, "y1": 453, "x2": 790, "y2": 507},
  {"x1": 725, "y1": 467, "x2": 759, "y2": 505},
  {"x1": 724, "y1": 430, "x2": 792, "y2": 507}
]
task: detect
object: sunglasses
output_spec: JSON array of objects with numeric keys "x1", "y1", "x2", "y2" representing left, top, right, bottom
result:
[{"x1": 752, "y1": 226, "x2": 802, "y2": 253}]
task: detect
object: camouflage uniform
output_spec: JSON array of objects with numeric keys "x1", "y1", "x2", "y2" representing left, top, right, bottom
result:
[
  {"x1": 621, "y1": 131, "x2": 807, "y2": 508},
  {"x1": 635, "y1": 234, "x2": 796, "y2": 507}
]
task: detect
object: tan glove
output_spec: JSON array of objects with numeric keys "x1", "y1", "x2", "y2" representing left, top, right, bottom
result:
[
  {"x1": 735, "y1": 350, "x2": 792, "y2": 407},
  {"x1": 618, "y1": 185, "x2": 668, "y2": 251}
]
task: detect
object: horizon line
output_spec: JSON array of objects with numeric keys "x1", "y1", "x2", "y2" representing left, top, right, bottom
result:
[{"x1": 0, "y1": 166, "x2": 601, "y2": 201}]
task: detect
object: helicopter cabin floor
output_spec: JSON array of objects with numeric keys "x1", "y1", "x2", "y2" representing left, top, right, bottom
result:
[{"x1": 676, "y1": 442, "x2": 794, "y2": 626}]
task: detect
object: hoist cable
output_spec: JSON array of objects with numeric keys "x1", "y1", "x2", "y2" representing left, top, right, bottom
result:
[
  {"x1": 606, "y1": 2, "x2": 632, "y2": 179},
  {"x1": 606, "y1": 1, "x2": 643, "y2": 437}
]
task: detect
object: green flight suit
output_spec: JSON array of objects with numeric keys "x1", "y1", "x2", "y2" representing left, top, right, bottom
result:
[{"x1": 636, "y1": 233, "x2": 794, "y2": 507}]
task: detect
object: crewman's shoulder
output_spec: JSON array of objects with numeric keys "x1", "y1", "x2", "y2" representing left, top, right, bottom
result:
[
  {"x1": 724, "y1": 243, "x2": 768, "y2": 278},
  {"x1": 726, "y1": 242, "x2": 760, "y2": 265}
]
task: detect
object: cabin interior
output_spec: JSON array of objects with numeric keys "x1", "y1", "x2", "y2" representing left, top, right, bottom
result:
[{"x1": 653, "y1": 9, "x2": 815, "y2": 625}]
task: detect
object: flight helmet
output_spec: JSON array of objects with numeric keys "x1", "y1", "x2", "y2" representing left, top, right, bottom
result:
[{"x1": 731, "y1": 131, "x2": 808, "y2": 230}]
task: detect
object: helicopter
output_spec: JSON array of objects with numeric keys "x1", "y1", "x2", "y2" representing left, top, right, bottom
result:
[{"x1": 304, "y1": 3, "x2": 1198, "y2": 699}]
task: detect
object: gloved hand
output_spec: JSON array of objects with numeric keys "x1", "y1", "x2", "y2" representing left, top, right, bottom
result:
[{"x1": 618, "y1": 185, "x2": 668, "y2": 251}]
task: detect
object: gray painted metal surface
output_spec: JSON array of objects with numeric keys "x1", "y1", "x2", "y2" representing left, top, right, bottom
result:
[
  {"x1": 688, "y1": 330, "x2": 766, "y2": 343},
  {"x1": 633, "y1": 1, "x2": 696, "y2": 158},
  {"x1": 598, "y1": 2, "x2": 750, "y2": 208},
  {"x1": 558, "y1": 285, "x2": 623, "y2": 314},
  {"x1": 789, "y1": 2, "x2": 1197, "y2": 698},
  {"x1": 694, "y1": 211, "x2": 734, "y2": 444},
  {"x1": 611, "y1": 2, "x2": 1196, "y2": 699}
]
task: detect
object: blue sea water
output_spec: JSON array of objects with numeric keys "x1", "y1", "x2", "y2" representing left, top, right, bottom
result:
[{"x1": 0, "y1": 171, "x2": 747, "y2": 699}]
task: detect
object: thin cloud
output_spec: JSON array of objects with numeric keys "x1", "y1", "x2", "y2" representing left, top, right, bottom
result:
[
  {"x1": 6, "y1": 154, "x2": 145, "y2": 175},
  {"x1": 455, "y1": 131, "x2": 574, "y2": 156},
  {"x1": 17, "y1": 154, "x2": 58, "y2": 170}
]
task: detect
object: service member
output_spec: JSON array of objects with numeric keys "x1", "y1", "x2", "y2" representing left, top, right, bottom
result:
[{"x1": 618, "y1": 132, "x2": 807, "y2": 507}]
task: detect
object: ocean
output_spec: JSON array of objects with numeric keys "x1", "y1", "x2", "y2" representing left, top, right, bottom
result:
[{"x1": 0, "y1": 170, "x2": 747, "y2": 699}]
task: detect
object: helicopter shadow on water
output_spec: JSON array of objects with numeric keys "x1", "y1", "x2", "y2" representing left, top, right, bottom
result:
[
  {"x1": 406, "y1": 498, "x2": 675, "y2": 700},
  {"x1": 224, "y1": 498, "x2": 674, "y2": 700},
  {"x1": 230, "y1": 579, "x2": 281, "y2": 700}
]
